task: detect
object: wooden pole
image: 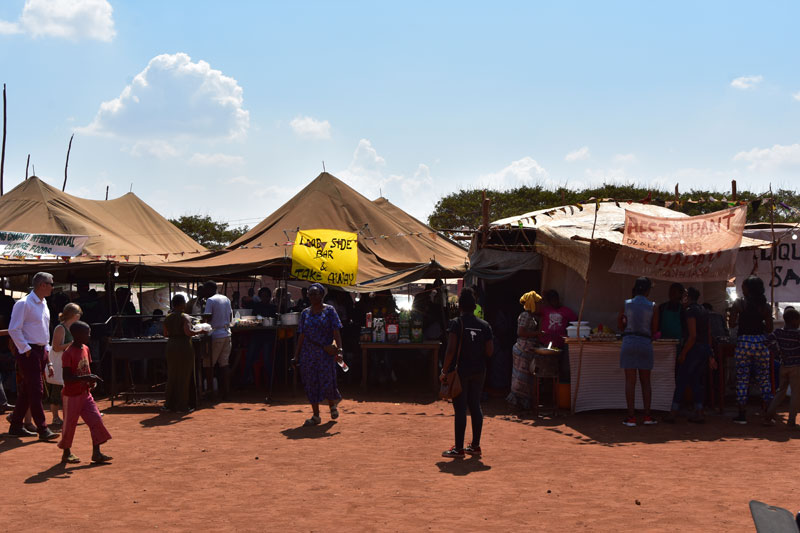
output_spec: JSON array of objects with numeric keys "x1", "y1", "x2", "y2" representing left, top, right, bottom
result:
[
  {"x1": 480, "y1": 190, "x2": 490, "y2": 248},
  {"x1": 674, "y1": 184, "x2": 679, "y2": 203},
  {"x1": 571, "y1": 201, "x2": 600, "y2": 413},
  {"x1": 731, "y1": 180, "x2": 737, "y2": 202},
  {"x1": 63, "y1": 133, "x2": 74, "y2": 191},
  {"x1": 769, "y1": 185, "x2": 775, "y2": 312},
  {"x1": 1, "y1": 83, "x2": 6, "y2": 197},
  {"x1": 25, "y1": 154, "x2": 30, "y2": 179},
  {"x1": 105, "y1": 185, "x2": 109, "y2": 200}
]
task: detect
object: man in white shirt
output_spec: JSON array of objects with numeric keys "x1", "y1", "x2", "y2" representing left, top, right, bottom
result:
[
  {"x1": 202, "y1": 281, "x2": 232, "y2": 400},
  {"x1": 7, "y1": 272, "x2": 59, "y2": 439}
]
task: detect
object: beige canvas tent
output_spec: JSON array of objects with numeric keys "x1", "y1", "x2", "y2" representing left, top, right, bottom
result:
[
  {"x1": 474, "y1": 201, "x2": 768, "y2": 327},
  {"x1": 140, "y1": 172, "x2": 468, "y2": 289},
  {"x1": 0, "y1": 176, "x2": 206, "y2": 278}
]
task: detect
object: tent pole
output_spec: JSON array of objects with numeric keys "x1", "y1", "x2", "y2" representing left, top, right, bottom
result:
[
  {"x1": 571, "y1": 201, "x2": 600, "y2": 414},
  {"x1": 769, "y1": 185, "x2": 775, "y2": 313}
]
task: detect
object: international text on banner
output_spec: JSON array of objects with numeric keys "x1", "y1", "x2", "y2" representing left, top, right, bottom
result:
[{"x1": 290, "y1": 229, "x2": 358, "y2": 287}]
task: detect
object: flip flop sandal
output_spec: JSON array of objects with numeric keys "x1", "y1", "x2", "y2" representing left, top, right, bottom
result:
[
  {"x1": 303, "y1": 416, "x2": 321, "y2": 426},
  {"x1": 62, "y1": 454, "x2": 80, "y2": 464},
  {"x1": 330, "y1": 407, "x2": 339, "y2": 420}
]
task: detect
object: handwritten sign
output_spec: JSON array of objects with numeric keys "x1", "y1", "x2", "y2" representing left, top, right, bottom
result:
[
  {"x1": 290, "y1": 229, "x2": 358, "y2": 287},
  {"x1": 0, "y1": 230, "x2": 89, "y2": 259},
  {"x1": 620, "y1": 205, "x2": 746, "y2": 254},
  {"x1": 735, "y1": 229, "x2": 800, "y2": 302},
  {"x1": 609, "y1": 206, "x2": 747, "y2": 281}
]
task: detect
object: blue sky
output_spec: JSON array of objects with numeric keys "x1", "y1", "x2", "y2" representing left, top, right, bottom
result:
[{"x1": 1, "y1": 1, "x2": 799, "y2": 228}]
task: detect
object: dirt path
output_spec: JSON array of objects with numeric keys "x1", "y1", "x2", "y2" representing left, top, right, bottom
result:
[{"x1": 2, "y1": 391, "x2": 798, "y2": 532}]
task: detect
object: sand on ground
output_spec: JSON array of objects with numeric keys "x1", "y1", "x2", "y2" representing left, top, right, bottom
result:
[{"x1": 1, "y1": 388, "x2": 798, "y2": 532}]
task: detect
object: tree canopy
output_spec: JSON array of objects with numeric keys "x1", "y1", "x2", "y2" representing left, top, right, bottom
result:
[
  {"x1": 169, "y1": 214, "x2": 248, "y2": 251},
  {"x1": 427, "y1": 184, "x2": 800, "y2": 231}
]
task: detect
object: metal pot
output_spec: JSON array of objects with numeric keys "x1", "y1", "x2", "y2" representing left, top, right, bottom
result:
[{"x1": 280, "y1": 312, "x2": 300, "y2": 326}]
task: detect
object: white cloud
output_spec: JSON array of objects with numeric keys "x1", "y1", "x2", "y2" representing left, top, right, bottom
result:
[
  {"x1": 337, "y1": 139, "x2": 387, "y2": 196},
  {"x1": 126, "y1": 140, "x2": 180, "y2": 159},
  {"x1": 730, "y1": 75, "x2": 763, "y2": 90},
  {"x1": 613, "y1": 153, "x2": 637, "y2": 164},
  {"x1": 733, "y1": 143, "x2": 800, "y2": 172},
  {"x1": 793, "y1": 91, "x2": 800, "y2": 102},
  {"x1": 565, "y1": 146, "x2": 590, "y2": 162},
  {"x1": 476, "y1": 157, "x2": 549, "y2": 190},
  {"x1": 80, "y1": 52, "x2": 249, "y2": 141},
  {"x1": 290, "y1": 116, "x2": 331, "y2": 139},
  {"x1": 0, "y1": 0, "x2": 115, "y2": 41},
  {"x1": 189, "y1": 153, "x2": 244, "y2": 166},
  {"x1": 227, "y1": 176, "x2": 258, "y2": 186},
  {"x1": 0, "y1": 20, "x2": 22, "y2": 34}
]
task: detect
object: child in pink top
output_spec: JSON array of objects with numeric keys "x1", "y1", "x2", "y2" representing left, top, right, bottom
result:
[
  {"x1": 537, "y1": 290, "x2": 577, "y2": 348},
  {"x1": 57, "y1": 321, "x2": 111, "y2": 464}
]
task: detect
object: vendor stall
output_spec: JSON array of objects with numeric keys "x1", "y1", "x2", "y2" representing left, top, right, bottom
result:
[
  {"x1": 566, "y1": 338, "x2": 678, "y2": 412},
  {"x1": 360, "y1": 341, "x2": 442, "y2": 392},
  {"x1": 109, "y1": 335, "x2": 210, "y2": 407}
]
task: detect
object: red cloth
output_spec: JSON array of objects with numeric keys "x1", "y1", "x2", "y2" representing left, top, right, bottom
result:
[
  {"x1": 538, "y1": 305, "x2": 577, "y2": 347},
  {"x1": 61, "y1": 344, "x2": 92, "y2": 396}
]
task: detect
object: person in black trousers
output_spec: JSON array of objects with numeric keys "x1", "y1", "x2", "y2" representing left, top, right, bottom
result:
[{"x1": 440, "y1": 288, "x2": 493, "y2": 458}]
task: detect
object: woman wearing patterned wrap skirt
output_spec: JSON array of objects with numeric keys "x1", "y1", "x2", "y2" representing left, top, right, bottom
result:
[
  {"x1": 729, "y1": 276, "x2": 773, "y2": 425},
  {"x1": 506, "y1": 291, "x2": 542, "y2": 409}
]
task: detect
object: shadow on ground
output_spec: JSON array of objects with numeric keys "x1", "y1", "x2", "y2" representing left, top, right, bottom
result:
[
  {"x1": 25, "y1": 461, "x2": 110, "y2": 484},
  {"x1": 436, "y1": 457, "x2": 492, "y2": 476},
  {"x1": 281, "y1": 421, "x2": 340, "y2": 440}
]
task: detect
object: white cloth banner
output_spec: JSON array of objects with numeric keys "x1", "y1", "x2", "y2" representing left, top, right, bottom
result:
[
  {"x1": 0, "y1": 230, "x2": 89, "y2": 259},
  {"x1": 735, "y1": 228, "x2": 800, "y2": 302},
  {"x1": 610, "y1": 206, "x2": 747, "y2": 282}
]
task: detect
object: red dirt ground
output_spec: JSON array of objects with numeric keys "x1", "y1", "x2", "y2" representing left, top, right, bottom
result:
[{"x1": 2, "y1": 388, "x2": 798, "y2": 532}]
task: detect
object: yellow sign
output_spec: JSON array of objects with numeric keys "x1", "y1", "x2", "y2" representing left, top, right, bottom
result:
[{"x1": 291, "y1": 229, "x2": 358, "y2": 286}]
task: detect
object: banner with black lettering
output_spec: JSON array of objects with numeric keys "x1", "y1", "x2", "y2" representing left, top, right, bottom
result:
[
  {"x1": 290, "y1": 229, "x2": 358, "y2": 287},
  {"x1": 609, "y1": 206, "x2": 747, "y2": 281},
  {"x1": 735, "y1": 229, "x2": 800, "y2": 302},
  {"x1": 0, "y1": 230, "x2": 89, "y2": 259}
]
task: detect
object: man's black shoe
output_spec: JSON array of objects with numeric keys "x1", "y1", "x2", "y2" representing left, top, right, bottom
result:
[
  {"x1": 0, "y1": 403, "x2": 14, "y2": 414},
  {"x1": 8, "y1": 425, "x2": 37, "y2": 437},
  {"x1": 38, "y1": 428, "x2": 58, "y2": 441}
]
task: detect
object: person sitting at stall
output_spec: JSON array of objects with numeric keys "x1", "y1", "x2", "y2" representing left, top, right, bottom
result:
[
  {"x1": 292, "y1": 283, "x2": 344, "y2": 426},
  {"x1": 112, "y1": 287, "x2": 140, "y2": 338},
  {"x1": 506, "y1": 290, "x2": 542, "y2": 410},
  {"x1": 294, "y1": 287, "x2": 311, "y2": 312},
  {"x1": 665, "y1": 287, "x2": 715, "y2": 424},
  {"x1": 272, "y1": 287, "x2": 294, "y2": 315},
  {"x1": 658, "y1": 283, "x2": 686, "y2": 341},
  {"x1": 728, "y1": 275, "x2": 773, "y2": 425},
  {"x1": 163, "y1": 294, "x2": 204, "y2": 413},
  {"x1": 765, "y1": 308, "x2": 800, "y2": 428},
  {"x1": 618, "y1": 277, "x2": 660, "y2": 427},
  {"x1": 243, "y1": 288, "x2": 277, "y2": 388},
  {"x1": 142, "y1": 309, "x2": 165, "y2": 337},
  {"x1": 537, "y1": 290, "x2": 577, "y2": 349}
]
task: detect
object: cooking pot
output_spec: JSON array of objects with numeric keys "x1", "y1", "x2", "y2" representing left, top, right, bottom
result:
[{"x1": 280, "y1": 312, "x2": 300, "y2": 326}]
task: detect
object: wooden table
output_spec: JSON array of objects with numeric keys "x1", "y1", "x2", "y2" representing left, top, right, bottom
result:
[
  {"x1": 360, "y1": 341, "x2": 442, "y2": 392},
  {"x1": 566, "y1": 339, "x2": 678, "y2": 413}
]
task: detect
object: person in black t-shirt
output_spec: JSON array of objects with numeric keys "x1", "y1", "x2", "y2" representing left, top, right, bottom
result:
[
  {"x1": 440, "y1": 288, "x2": 493, "y2": 459},
  {"x1": 665, "y1": 287, "x2": 717, "y2": 423}
]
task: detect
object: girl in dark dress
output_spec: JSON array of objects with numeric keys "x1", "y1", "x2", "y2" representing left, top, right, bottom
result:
[{"x1": 164, "y1": 294, "x2": 203, "y2": 412}]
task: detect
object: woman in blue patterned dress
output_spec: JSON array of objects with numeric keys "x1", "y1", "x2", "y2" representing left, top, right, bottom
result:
[{"x1": 292, "y1": 283, "x2": 344, "y2": 426}]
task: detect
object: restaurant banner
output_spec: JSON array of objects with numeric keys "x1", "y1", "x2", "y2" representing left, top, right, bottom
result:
[
  {"x1": 291, "y1": 229, "x2": 358, "y2": 287},
  {"x1": 735, "y1": 229, "x2": 800, "y2": 302},
  {"x1": 0, "y1": 230, "x2": 89, "y2": 259},
  {"x1": 610, "y1": 206, "x2": 747, "y2": 282}
]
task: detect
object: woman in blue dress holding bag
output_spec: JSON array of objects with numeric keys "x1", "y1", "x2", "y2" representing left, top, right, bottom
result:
[{"x1": 293, "y1": 283, "x2": 344, "y2": 426}]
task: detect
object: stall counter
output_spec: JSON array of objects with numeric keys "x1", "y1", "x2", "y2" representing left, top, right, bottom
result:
[{"x1": 566, "y1": 338, "x2": 678, "y2": 413}]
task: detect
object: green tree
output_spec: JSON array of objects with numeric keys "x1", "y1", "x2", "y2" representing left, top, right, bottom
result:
[
  {"x1": 169, "y1": 214, "x2": 249, "y2": 250},
  {"x1": 428, "y1": 184, "x2": 800, "y2": 231}
]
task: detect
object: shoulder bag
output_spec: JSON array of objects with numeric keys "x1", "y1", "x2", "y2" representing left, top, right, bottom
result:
[{"x1": 439, "y1": 318, "x2": 464, "y2": 400}]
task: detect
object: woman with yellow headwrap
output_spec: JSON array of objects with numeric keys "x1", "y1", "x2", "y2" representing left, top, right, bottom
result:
[{"x1": 506, "y1": 291, "x2": 543, "y2": 409}]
